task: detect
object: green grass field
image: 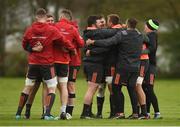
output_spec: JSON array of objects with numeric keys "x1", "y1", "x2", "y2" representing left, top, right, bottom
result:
[{"x1": 0, "y1": 77, "x2": 180, "y2": 126}]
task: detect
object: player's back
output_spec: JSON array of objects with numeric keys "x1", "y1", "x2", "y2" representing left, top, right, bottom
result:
[
  {"x1": 53, "y1": 18, "x2": 76, "y2": 64},
  {"x1": 24, "y1": 22, "x2": 60, "y2": 65}
]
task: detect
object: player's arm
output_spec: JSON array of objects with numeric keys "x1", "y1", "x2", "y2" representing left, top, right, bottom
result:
[
  {"x1": 147, "y1": 33, "x2": 157, "y2": 53},
  {"x1": 73, "y1": 29, "x2": 84, "y2": 48},
  {"x1": 87, "y1": 31, "x2": 122, "y2": 47},
  {"x1": 22, "y1": 28, "x2": 31, "y2": 51},
  {"x1": 85, "y1": 28, "x2": 118, "y2": 39},
  {"x1": 94, "y1": 28, "x2": 118, "y2": 38},
  {"x1": 88, "y1": 47, "x2": 109, "y2": 55}
]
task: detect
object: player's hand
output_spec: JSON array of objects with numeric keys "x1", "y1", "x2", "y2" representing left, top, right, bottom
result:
[
  {"x1": 32, "y1": 41, "x2": 43, "y2": 52},
  {"x1": 86, "y1": 50, "x2": 91, "y2": 56},
  {"x1": 86, "y1": 39, "x2": 95, "y2": 46},
  {"x1": 70, "y1": 49, "x2": 77, "y2": 56}
]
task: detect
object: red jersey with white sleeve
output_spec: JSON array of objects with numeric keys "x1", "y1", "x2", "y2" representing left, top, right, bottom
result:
[
  {"x1": 54, "y1": 18, "x2": 84, "y2": 64},
  {"x1": 22, "y1": 22, "x2": 74, "y2": 65}
]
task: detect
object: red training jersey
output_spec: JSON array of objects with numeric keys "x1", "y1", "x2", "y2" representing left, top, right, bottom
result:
[{"x1": 54, "y1": 18, "x2": 84, "y2": 65}]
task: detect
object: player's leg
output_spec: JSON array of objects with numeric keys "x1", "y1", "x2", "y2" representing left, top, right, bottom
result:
[
  {"x1": 80, "y1": 63, "x2": 103, "y2": 119},
  {"x1": 25, "y1": 80, "x2": 41, "y2": 119},
  {"x1": 55, "y1": 63, "x2": 69, "y2": 119},
  {"x1": 127, "y1": 72, "x2": 139, "y2": 119},
  {"x1": 41, "y1": 82, "x2": 48, "y2": 119},
  {"x1": 111, "y1": 68, "x2": 125, "y2": 119},
  {"x1": 15, "y1": 65, "x2": 39, "y2": 119},
  {"x1": 136, "y1": 60, "x2": 149, "y2": 119},
  {"x1": 146, "y1": 66, "x2": 162, "y2": 119},
  {"x1": 96, "y1": 82, "x2": 106, "y2": 118},
  {"x1": 81, "y1": 81, "x2": 99, "y2": 119},
  {"x1": 105, "y1": 66, "x2": 116, "y2": 118},
  {"x1": 42, "y1": 65, "x2": 57, "y2": 120},
  {"x1": 66, "y1": 66, "x2": 80, "y2": 117}
]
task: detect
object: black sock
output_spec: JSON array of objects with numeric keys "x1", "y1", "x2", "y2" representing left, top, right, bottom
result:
[
  {"x1": 89, "y1": 103, "x2": 93, "y2": 115},
  {"x1": 81, "y1": 104, "x2": 90, "y2": 116},
  {"x1": 97, "y1": 96, "x2": 104, "y2": 115},
  {"x1": 45, "y1": 93, "x2": 55, "y2": 116},
  {"x1": 25, "y1": 103, "x2": 32, "y2": 118},
  {"x1": 127, "y1": 86, "x2": 138, "y2": 114},
  {"x1": 119, "y1": 92, "x2": 125, "y2": 113},
  {"x1": 147, "y1": 85, "x2": 160, "y2": 113},
  {"x1": 110, "y1": 94, "x2": 115, "y2": 116},
  {"x1": 66, "y1": 105, "x2": 74, "y2": 115},
  {"x1": 143, "y1": 84, "x2": 151, "y2": 113},
  {"x1": 16, "y1": 93, "x2": 29, "y2": 115},
  {"x1": 141, "y1": 104, "x2": 147, "y2": 115}
]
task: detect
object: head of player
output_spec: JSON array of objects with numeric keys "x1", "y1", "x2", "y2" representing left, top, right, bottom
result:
[
  {"x1": 107, "y1": 14, "x2": 120, "y2": 28},
  {"x1": 126, "y1": 18, "x2": 138, "y2": 30},
  {"x1": 59, "y1": 9, "x2": 73, "y2": 21},
  {"x1": 46, "y1": 14, "x2": 54, "y2": 24},
  {"x1": 99, "y1": 15, "x2": 106, "y2": 28},
  {"x1": 87, "y1": 15, "x2": 98, "y2": 29},
  {"x1": 96, "y1": 15, "x2": 106, "y2": 29},
  {"x1": 35, "y1": 8, "x2": 47, "y2": 23}
]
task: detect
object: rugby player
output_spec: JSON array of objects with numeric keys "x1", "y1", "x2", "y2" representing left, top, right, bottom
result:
[{"x1": 54, "y1": 9, "x2": 84, "y2": 119}]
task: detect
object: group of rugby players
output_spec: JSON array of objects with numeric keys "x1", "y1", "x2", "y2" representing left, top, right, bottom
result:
[{"x1": 15, "y1": 8, "x2": 162, "y2": 120}]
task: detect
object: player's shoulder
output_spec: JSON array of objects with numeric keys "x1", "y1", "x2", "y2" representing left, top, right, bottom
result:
[
  {"x1": 47, "y1": 24, "x2": 59, "y2": 32},
  {"x1": 24, "y1": 25, "x2": 33, "y2": 35}
]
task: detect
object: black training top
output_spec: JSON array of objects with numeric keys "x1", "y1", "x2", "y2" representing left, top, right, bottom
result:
[
  {"x1": 94, "y1": 29, "x2": 144, "y2": 72},
  {"x1": 83, "y1": 28, "x2": 117, "y2": 64},
  {"x1": 146, "y1": 31, "x2": 158, "y2": 66}
]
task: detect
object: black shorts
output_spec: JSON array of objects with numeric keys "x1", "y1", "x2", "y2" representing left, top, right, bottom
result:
[
  {"x1": 139, "y1": 60, "x2": 149, "y2": 77},
  {"x1": 27, "y1": 64, "x2": 55, "y2": 80},
  {"x1": 144, "y1": 65, "x2": 156, "y2": 85},
  {"x1": 55, "y1": 63, "x2": 69, "y2": 77},
  {"x1": 104, "y1": 65, "x2": 116, "y2": 77},
  {"x1": 68, "y1": 66, "x2": 80, "y2": 82},
  {"x1": 83, "y1": 62, "x2": 104, "y2": 83},
  {"x1": 112, "y1": 67, "x2": 138, "y2": 87}
]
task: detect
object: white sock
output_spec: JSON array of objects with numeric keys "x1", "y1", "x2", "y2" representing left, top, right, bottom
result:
[{"x1": 61, "y1": 105, "x2": 66, "y2": 113}]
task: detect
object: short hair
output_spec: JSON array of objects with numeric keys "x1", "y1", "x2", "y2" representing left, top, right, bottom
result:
[
  {"x1": 87, "y1": 15, "x2": 98, "y2": 27},
  {"x1": 97, "y1": 15, "x2": 104, "y2": 20},
  {"x1": 46, "y1": 14, "x2": 54, "y2": 18},
  {"x1": 59, "y1": 9, "x2": 72, "y2": 21},
  {"x1": 107, "y1": 14, "x2": 120, "y2": 25},
  {"x1": 127, "y1": 18, "x2": 138, "y2": 29},
  {"x1": 35, "y1": 8, "x2": 47, "y2": 17}
]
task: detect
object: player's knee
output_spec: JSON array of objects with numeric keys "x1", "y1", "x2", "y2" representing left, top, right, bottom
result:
[
  {"x1": 58, "y1": 77, "x2": 68, "y2": 84},
  {"x1": 68, "y1": 85, "x2": 75, "y2": 93},
  {"x1": 97, "y1": 84, "x2": 106, "y2": 97},
  {"x1": 48, "y1": 87, "x2": 56, "y2": 94},
  {"x1": 23, "y1": 86, "x2": 33, "y2": 94}
]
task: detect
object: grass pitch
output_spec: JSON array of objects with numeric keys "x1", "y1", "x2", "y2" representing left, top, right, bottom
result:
[{"x1": 0, "y1": 77, "x2": 180, "y2": 126}]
